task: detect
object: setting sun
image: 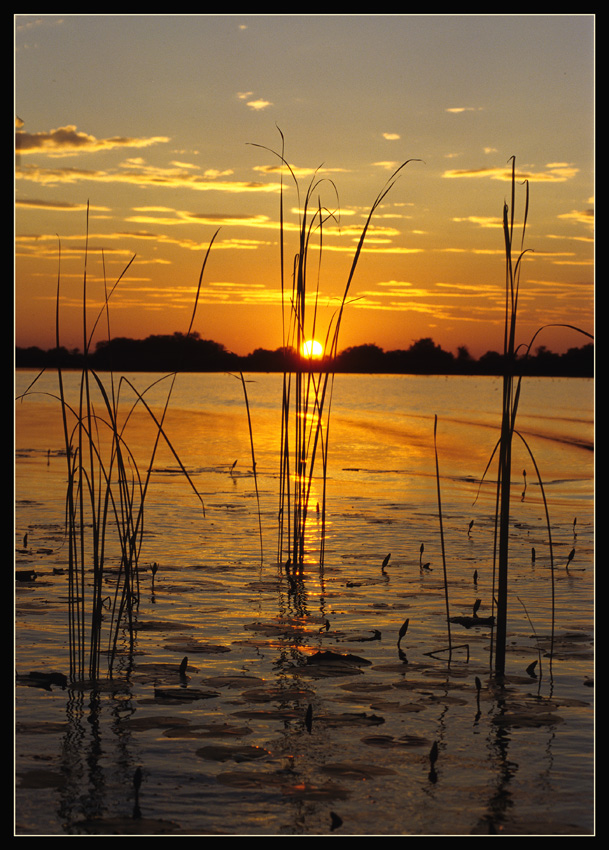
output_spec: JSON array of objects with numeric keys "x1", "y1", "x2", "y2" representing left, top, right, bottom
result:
[{"x1": 302, "y1": 339, "x2": 324, "y2": 359}]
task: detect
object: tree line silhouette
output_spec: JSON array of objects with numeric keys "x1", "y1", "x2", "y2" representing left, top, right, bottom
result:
[{"x1": 16, "y1": 332, "x2": 593, "y2": 377}]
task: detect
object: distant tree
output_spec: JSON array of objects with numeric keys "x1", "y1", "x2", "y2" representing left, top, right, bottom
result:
[
  {"x1": 560, "y1": 342, "x2": 594, "y2": 376},
  {"x1": 336, "y1": 343, "x2": 385, "y2": 372},
  {"x1": 406, "y1": 338, "x2": 454, "y2": 373},
  {"x1": 15, "y1": 346, "x2": 48, "y2": 368},
  {"x1": 478, "y1": 350, "x2": 505, "y2": 375}
]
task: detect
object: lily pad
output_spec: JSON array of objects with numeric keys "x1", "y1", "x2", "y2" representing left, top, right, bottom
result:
[
  {"x1": 163, "y1": 723, "x2": 252, "y2": 739},
  {"x1": 339, "y1": 681, "x2": 395, "y2": 693},
  {"x1": 449, "y1": 615, "x2": 495, "y2": 628},
  {"x1": 124, "y1": 715, "x2": 192, "y2": 732},
  {"x1": 215, "y1": 771, "x2": 292, "y2": 790},
  {"x1": 153, "y1": 687, "x2": 219, "y2": 702},
  {"x1": 216, "y1": 772, "x2": 350, "y2": 801},
  {"x1": 200, "y1": 675, "x2": 265, "y2": 690},
  {"x1": 361, "y1": 733, "x2": 431, "y2": 748},
  {"x1": 230, "y1": 708, "x2": 303, "y2": 721},
  {"x1": 18, "y1": 768, "x2": 65, "y2": 789},
  {"x1": 164, "y1": 640, "x2": 231, "y2": 654},
  {"x1": 72, "y1": 817, "x2": 181, "y2": 835},
  {"x1": 369, "y1": 700, "x2": 426, "y2": 714},
  {"x1": 135, "y1": 620, "x2": 190, "y2": 632},
  {"x1": 320, "y1": 762, "x2": 396, "y2": 780},
  {"x1": 16, "y1": 721, "x2": 68, "y2": 734},
  {"x1": 196, "y1": 744, "x2": 271, "y2": 762},
  {"x1": 316, "y1": 711, "x2": 385, "y2": 728},
  {"x1": 333, "y1": 629, "x2": 382, "y2": 642},
  {"x1": 240, "y1": 686, "x2": 315, "y2": 703},
  {"x1": 492, "y1": 711, "x2": 564, "y2": 728}
]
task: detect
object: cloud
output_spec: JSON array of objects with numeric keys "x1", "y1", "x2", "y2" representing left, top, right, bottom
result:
[
  {"x1": 127, "y1": 209, "x2": 277, "y2": 230},
  {"x1": 445, "y1": 107, "x2": 483, "y2": 113},
  {"x1": 373, "y1": 161, "x2": 401, "y2": 170},
  {"x1": 452, "y1": 215, "x2": 503, "y2": 229},
  {"x1": 246, "y1": 99, "x2": 272, "y2": 111},
  {"x1": 557, "y1": 208, "x2": 594, "y2": 228},
  {"x1": 237, "y1": 91, "x2": 272, "y2": 110},
  {"x1": 253, "y1": 163, "x2": 347, "y2": 179},
  {"x1": 16, "y1": 125, "x2": 170, "y2": 157},
  {"x1": 382, "y1": 133, "x2": 401, "y2": 141},
  {"x1": 443, "y1": 163, "x2": 579, "y2": 183},
  {"x1": 15, "y1": 198, "x2": 106, "y2": 212},
  {"x1": 16, "y1": 162, "x2": 284, "y2": 194}
]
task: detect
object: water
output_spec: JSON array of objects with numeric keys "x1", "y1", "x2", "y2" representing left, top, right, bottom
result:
[{"x1": 15, "y1": 370, "x2": 594, "y2": 835}]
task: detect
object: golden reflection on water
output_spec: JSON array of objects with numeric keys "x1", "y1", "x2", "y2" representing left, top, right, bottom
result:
[{"x1": 15, "y1": 371, "x2": 594, "y2": 835}]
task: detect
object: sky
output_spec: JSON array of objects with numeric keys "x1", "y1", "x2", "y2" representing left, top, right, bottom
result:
[{"x1": 15, "y1": 14, "x2": 594, "y2": 359}]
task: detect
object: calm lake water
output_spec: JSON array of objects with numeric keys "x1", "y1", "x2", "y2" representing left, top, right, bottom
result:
[{"x1": 15, "y1": 370, "x2": 594, "y2": 836}]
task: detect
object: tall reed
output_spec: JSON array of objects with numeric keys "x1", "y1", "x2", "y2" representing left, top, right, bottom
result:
[
  {"x1": 252, "y1": 131, "x2": 420, "y2": 572},
  {"x1": 483, "y1": 159, "x2": 592, "y2": 677},
  {"x1": 492, "y1": 158, "x2": 529, "y2": 676}
]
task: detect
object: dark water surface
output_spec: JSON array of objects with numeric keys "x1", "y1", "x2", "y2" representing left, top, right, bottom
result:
[{"x1": 15, "y1": 371, "x2": 594, "y2": 835}]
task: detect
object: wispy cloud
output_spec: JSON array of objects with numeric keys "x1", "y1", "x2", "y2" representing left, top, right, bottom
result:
[
  {"x1": 443, "y1": 163, "x2": 579, "y2": 182},
  {"x1": 127, "y1": 209, "x2": 278, "y2": 230},
  {"x1": 16, "y1": 162, "x2": 284, "y2": 194},
  {"x1": 445, "y1": 107, "x2": 483, "y2": 113},
  {"x1": 557, "y1": 208, "x2": 594, "y2": 228},
  {"x1": 452, "y1": 215, "x2": 503, "y2": 229},
  {"x1": 16, "y1": 125, "x2": 169, "y2": 156},
  {"x1": 15, "y1": 198, "x2": 107, "y2": 212},
  {"x1": 373, "y1": 161, "x2": 401, "y2": 170}
]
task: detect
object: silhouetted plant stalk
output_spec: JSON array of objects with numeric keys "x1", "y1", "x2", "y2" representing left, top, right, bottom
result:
[
  {"x1": 492, "y1": 158, "x2": 529, "y2": 677},
  {"x1": 253, "y1": 129, "x2": 420, "y2": 572},
  {"x1": 425, "y1": 415, "x2": 470, "y2": 662},
  {"x1": 47, "y1": 206, "x2": 212, "y2": 683},
  {"x1": 435, "y1": 415, "x2": 452, "y2": 655},
  {"x1": 481, "y1": 158, "x2": 593, "y2": 678}
]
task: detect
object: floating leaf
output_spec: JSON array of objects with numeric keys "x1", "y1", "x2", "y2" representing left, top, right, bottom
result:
[
  {"x1": 195, "y1": 744, "x2": 271, "y2": 763},
  {"x1": 449, "y1": 615, "x2": 495, "y2": 629},
  {"x1": 153, "y1": 687, "x2": 219, "y2": 702},
  {"x1": 321, "y1": 762, "x2": 396, "y2": 780},
  {"x1": 305, "y1": 651, "x2": 371, "y2": 667}
]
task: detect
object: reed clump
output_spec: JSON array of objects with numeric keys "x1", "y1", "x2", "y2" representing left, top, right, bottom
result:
[
  {"x1": 475, "y1": 158, "x2": 593, "y2": 678},
  {"x1": 19, "y1": 208, "x2": 214, "y2": 683},
  {"x1": 254, "y1": 130, "x2": 421, "y2": 575}
]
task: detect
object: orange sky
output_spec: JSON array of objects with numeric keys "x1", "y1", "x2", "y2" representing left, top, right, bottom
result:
[{"x1": 15, "y1": 15, "x2": 594, "y2": 360}]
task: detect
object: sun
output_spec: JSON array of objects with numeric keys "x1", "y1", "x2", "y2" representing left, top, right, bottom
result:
[{"x1": 302, "y1": 338, "x2": 324, "y2": 359}]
